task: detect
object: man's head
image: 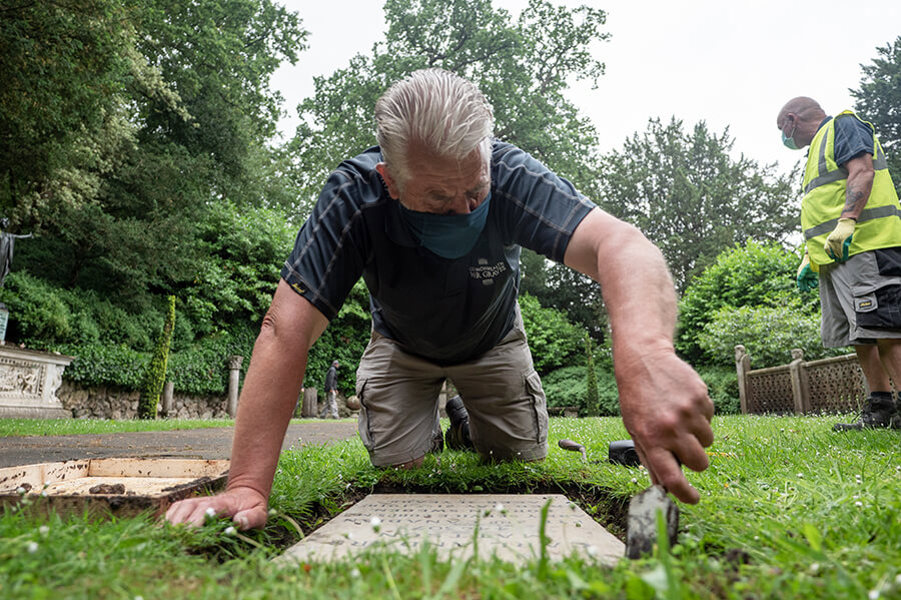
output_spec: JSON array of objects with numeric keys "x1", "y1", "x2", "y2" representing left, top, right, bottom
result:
[
  {"x1": 776, "y1": 97, "x2": 827, "y2": 149},
  {"x1": 375, "y1": 69, "x2": 494, "y2": 215},
  {"x1": 332, "y1": 360, "x2": 340, "y2": 369}
]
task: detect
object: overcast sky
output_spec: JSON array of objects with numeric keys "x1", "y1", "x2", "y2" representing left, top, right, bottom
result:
[{"x1": 271, "y1": 0, "x2": 901, "y2": 177}]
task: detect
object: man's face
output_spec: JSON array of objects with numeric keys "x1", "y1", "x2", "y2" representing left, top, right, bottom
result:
[
  {"x1": 378, "y1": 141, "x2": 491, "y2": 215},
  {"x1": 776, "y1": 110, "x2": 813, "y2": 149}
]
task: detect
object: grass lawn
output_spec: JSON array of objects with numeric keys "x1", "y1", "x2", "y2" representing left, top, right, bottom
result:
[
  {"x1": 0, "y1": 417, "x2": 329, "y2": 437},
  {"x1": 1, "y1": 415, "x2": 899, "y2": 599}
]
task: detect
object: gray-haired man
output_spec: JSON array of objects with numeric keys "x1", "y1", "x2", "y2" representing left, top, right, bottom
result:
[{"x1": 167, "y1": 68, "x2": 714, "y2": 529}]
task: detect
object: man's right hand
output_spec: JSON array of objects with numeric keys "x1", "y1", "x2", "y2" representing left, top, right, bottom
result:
[
  {"x1": 796, "y1": 252, "x2": 818, "y2": 292},
  {"x1": 165, "y1": 486, "x2": 268, "y2": 529}
]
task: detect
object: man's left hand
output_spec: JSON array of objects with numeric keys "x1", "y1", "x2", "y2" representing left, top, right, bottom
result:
[
  {"x1": 616, "y1": 348, "x2": 714, "y2": 504},
  {"x1": 824, "y1": 218, "x2": 856, "y2": 262}
]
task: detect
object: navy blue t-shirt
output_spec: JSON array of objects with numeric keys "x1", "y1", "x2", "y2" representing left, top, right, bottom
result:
[
  {"x1": 281, "y1": 141, "x2": 596, "y2": 365},
  {"x1": 824, "y1": 114, "x2": 876, "y2": 166}
]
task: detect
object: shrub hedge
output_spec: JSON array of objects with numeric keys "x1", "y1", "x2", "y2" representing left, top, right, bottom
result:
[{"x1": 539, "y1": 363, "x2": 742, "y2": 417}]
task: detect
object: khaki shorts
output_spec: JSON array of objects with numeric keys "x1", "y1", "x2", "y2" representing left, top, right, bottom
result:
[
  {"x1": 819, "y1": 248, "x2": 901, "y2": 347},
  {"x1": 354, "y1": 307, "x2": 548, "y2": 466}
]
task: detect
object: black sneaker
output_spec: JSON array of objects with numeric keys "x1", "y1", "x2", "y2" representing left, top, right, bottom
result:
[
  {"x1": 444, "y1": 395, "x2": 474, "y2": 450},
  {"x1": 833, "y1": 394, "x2": 899, "y2": 431}
]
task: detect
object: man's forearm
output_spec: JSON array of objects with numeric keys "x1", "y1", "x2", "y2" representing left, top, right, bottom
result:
[
  {"x1": 224, "y1": 281, "x2": 327, "y2": 501},
  {"x1": 564, "y1": 209, "x2": 678, "y2": 354},
  {"x1": 225, "y1": 326, "x2": 308, "y2": 500},
  {"x1": 600, "y1": 226, "x2": 678, "y2": 356},
  {"x1": 841, "y1": 156, "x2": 875, "y2": 219}
]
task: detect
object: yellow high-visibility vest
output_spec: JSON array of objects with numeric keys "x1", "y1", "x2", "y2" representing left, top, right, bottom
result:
[{"x1": 801, "y1": 110, "x2": 901, "y2": 266}]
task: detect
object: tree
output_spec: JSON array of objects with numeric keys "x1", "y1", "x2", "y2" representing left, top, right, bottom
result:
[
  {"x1": 289, "y1": 0, "x2": 610, "y2": 215},
  {"x1": 599, "y1": 118, "x2": 798, "y2": 292},
  {"x1": 139, "y1": 295, "x2": 175, "y2": 419},
  {"x1": 11, "y1": 0, "x2": 306, "y2": 319},
  {"x1": 0, "y1": 0, "x2": 178, "y2": 231},
  {"x1": 851, "y1": 36, "x2": 901, "y2": 190}
]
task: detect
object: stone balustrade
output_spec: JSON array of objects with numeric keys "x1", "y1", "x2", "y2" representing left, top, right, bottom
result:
[{"x1": 0, "y1": 345, "x2": 73, "y2": 418}]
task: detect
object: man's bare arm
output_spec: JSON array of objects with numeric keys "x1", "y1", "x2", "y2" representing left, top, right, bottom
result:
[
  {"x1": 564, "y1": 208, "x2": 714, "y2": 504},
  {"x1": 841, "y1": 153, "x2": 875, "y2": 219},
  {"x1": 165, "y1": 279, "x2": 329, "y2": 528}
]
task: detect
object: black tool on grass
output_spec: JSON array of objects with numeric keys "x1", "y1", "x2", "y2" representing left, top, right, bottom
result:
[{"x1": 608, "y1": 439, "x2": 641, "y2": 466}]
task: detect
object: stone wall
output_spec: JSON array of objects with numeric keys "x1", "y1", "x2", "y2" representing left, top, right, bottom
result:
[{"x1": 59, "y1": 380, "x2": 229, "y2": 420}]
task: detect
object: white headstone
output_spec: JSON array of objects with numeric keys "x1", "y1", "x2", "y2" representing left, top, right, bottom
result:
[{"x1": 278, "y1": 494, "x2": 623, "y2": 566}]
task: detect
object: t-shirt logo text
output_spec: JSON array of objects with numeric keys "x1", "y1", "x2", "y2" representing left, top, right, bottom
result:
[{"x1": 470, "y1": 259, "x2": 506, "y2": 286}]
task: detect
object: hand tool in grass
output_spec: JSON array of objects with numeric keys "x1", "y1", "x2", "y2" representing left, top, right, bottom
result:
[
  {"x1": 557, "y1": 438, "x2": 679, "y2": 559},
  {"x1": 557, "y1": 438, "x2": 587, "y2": 462}
]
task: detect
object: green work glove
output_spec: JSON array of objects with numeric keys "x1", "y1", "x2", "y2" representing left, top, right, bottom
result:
[
  {"x1": 797, "y1": 252, "x2": 818, "y2": 292},
  {"x1": 824, "y1": 217, "x2": 856, "y2": 262}
]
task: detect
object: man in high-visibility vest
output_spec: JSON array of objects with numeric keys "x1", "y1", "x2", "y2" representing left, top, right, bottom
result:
[{"x1": 777, "y1": 96, "x2": 901, "y2": 431}]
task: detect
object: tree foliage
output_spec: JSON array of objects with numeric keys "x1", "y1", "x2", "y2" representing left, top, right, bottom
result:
[
  {"x1": 676, "y1": 240, "x2": 819, "y2": 365},
  {"x1": 4, "y1": 0, "x2": 306, "y2": 330},
  {"x1": 520, "y1": 248, "x2": 606, "y2": 341},
  {"x1": 1, "y1": 0, "x2": 311, "y2": 398},
  {"x1": 289, "y1": 0, "x2": 609, "y2": 214},
  {"x1": 599, "y1": 118, "x2": 798, "y2": 292},
  {"x1": 852, "y1": 36, "x2": 901, "y2": 189},
  {"x1": 0, "y1": 0, "x2": 155, "y2": 230},
  {"x1": 518, "y1": 293, "x2": 584, "y2": 376}
]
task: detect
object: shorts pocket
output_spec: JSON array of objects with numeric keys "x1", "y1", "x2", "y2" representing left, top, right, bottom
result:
[
  {"x1": 874, "y1": 248, "x2": 901, "y2": 276},
  {"x1": 525, "y1": 370, "x2": 548, "y2": 444},
  {"x1": 856, "y1": 285, "x2": 901, "y2": 328}
]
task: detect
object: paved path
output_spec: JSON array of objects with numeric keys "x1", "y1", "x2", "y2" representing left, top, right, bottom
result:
[{"x1": 0, "y1": 421, "x2": 358, "y2": 468}]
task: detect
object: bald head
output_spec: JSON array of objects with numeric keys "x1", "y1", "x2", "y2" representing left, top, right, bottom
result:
[{"x1": 777, "y1": 97, "x2": 827, "y2": 148}]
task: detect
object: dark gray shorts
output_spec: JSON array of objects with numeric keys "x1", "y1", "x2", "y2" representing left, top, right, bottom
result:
[
  {"x1": 354, "y1": 306, "x2": 548, "y2": 467},
  {"x1": 818, "y1": 248, "x2": 901, "y2": 347}
]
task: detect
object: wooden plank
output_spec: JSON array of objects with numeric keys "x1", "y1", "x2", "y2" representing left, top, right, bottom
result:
[
  {"x1": 86, "y1": 458, "x2": 229, "y2": 479},
  {"x1": 0, "y1": 458, "x2": 229, "y2": 519},
  {"x1": 0, "y1": 461, "x2": 91, "y2": 492}
]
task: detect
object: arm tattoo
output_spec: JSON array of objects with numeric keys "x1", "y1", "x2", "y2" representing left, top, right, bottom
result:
[{"x1": 844, "y1": 182, "x2": 869, "y2": 215}]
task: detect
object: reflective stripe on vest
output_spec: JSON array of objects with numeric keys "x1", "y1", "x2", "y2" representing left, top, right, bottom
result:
[
  {"x1": 803, "y1": 136, "x2": 889, "y2": 195},
  {"x1": 800, "y1": 111, "x2": 901, "y2": 265}
]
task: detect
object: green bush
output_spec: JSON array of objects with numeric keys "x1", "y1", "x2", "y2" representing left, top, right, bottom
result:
[
  {"x1": 694, "y1": 364, "x2": 741, "y2": 415},
  {"x1": 584, "y1": 334, "x2": 600, "y2": 417},
  {"x1": 519, "y1": 293, "x2": 584, "y2": 376},
  {"x1": 540, "y1": 365, "x2": 619, "y2": 416},
  {"x1": 58, "y1": 324, "x2": 258, "y2": 396},
  {"x1": 677, "y1": 240, "x2": 818, "y2": 364},
  {"x1": 59, "y1": 343, "x2": 148, "y2": 389},
  {"x1": 304, "y1": 278, "x2": 371, "y2": 397},
  {"x1": 0, "y1": 272, "x2": 73, "y2": 346},
  {"x1": 0, "y1": 271, "x2": 165, "y2": 351},
  {"x1": 696, "y1": 301, "x2": 847, "y2": 368},
  {"x1": 167, "y1": 325, "x2": 257, "y2": 395}
]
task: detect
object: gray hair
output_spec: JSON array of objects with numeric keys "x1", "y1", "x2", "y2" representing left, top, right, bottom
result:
[{"x1": 375, "y1": 68, "x2": 494, "y2": 186}]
